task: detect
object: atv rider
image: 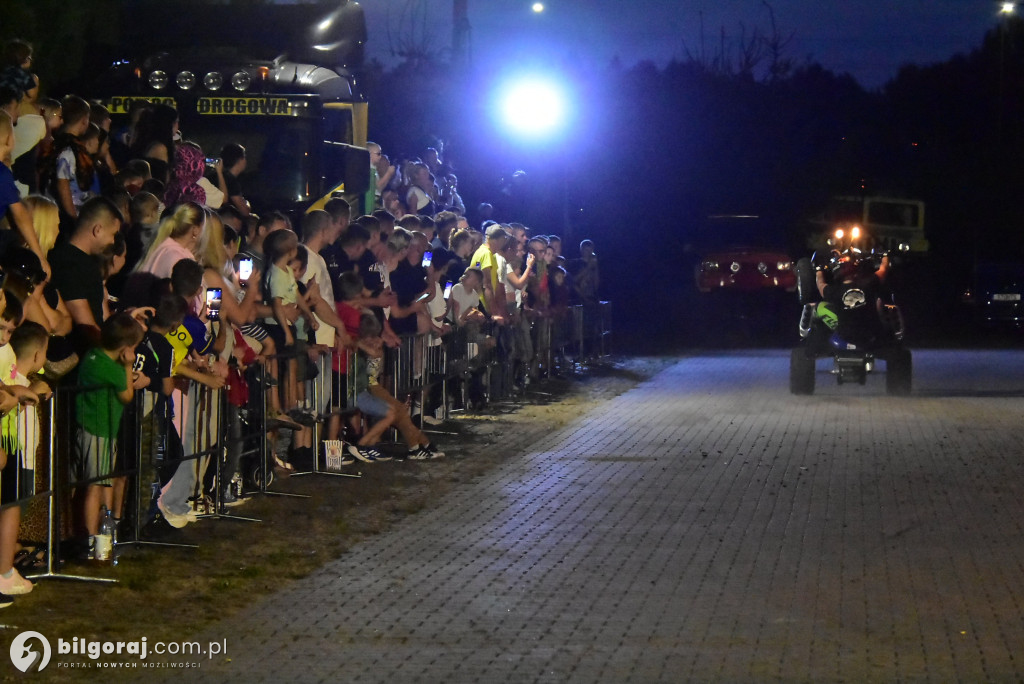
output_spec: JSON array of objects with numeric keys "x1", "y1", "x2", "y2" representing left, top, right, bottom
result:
[{"x1": 809, "y1": 250, "x2": 890, "y2": 350}]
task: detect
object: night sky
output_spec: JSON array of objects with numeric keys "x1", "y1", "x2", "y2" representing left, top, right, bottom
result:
[{"x1": 359, "y1": 0, "x2": 1005, "y2": 89}]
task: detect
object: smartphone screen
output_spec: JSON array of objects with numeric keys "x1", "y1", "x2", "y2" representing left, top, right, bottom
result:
[
  {"x1": 421, "y1": 251, "x2": 433, "y2": 268},
  {"x1": 443, "y1": 281, "x2": 453, "y2": 299},
  {"x1": 414, "y1": 291, "x2": 431, "y2": 304},
  {"x1": 206, "y1": 288, "x2": 223, "y2": 320},
  {"x1": 238, "y1": 258, "x2": 253, "y2": 281}
]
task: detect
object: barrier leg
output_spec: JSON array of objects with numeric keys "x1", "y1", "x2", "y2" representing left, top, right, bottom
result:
[
  {"x1": 27, "y1": 391, "x2": 117, "y2": 584},
  {"x1": 255, "y1": 354, "x2": 311, "y2": 499}
]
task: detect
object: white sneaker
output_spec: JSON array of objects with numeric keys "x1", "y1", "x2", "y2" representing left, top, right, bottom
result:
[
  {"x1": 347, "y1": 444, "x2": 377, "y2": 463},
  {"x1": 157, "y1": 498, "x2": 192, "y2": 529},
  {"x1": 407, "y1": 446, "x2": 432, "y2": 460}
]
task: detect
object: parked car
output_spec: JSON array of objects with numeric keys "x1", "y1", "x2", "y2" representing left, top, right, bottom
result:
[
  {"x1": 693, "y1": 215, "x2": 796, "y2": 294},
  {"x1": 962, "y1": 261, "x2": 1024, "y2": 326}
]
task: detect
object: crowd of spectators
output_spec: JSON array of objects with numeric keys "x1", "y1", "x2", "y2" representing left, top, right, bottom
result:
[{"x1": 0, "y1": 39, "x2": 603, "y2": 608}]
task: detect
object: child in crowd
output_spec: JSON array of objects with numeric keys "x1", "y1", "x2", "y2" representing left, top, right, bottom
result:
[
  {"x1": 134, "y1": 294, "x2": 183, "y2": 518},
  {"x1": 157, "y1": 259, "x2": 226, "y2": 528},
  {"x1": 263, "y1": 230, "x2": 318, "y2": 426},
  {"x1": 74, "y1": 313, "x2": 144, "y2": 557},
  {"x1": 447, "y1": 268, "x2": 486, "y2": 326},
  {"x1": 349, "y1": 313, "x2": 444, "y2": 462},
  {"x1": 326, "y1": 272, "x2": 366, "y2": 443},
  {"x1": 0, "y1": 320, "x2": 49, "y2": 599}
]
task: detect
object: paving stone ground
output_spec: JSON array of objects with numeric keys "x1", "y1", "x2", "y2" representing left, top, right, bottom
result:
[{"x1": 173, "y1": 350, "x2": 1024, "y2": 682}]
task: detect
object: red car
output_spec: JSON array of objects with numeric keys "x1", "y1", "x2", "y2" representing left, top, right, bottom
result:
[{"x1": 695, "y1": 247, "x2": 796, "y2": 293}]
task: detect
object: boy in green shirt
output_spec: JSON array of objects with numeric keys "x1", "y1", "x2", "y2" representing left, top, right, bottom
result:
[{"x1": 74, "y1": 313, "x2": 144, "y2": 552}]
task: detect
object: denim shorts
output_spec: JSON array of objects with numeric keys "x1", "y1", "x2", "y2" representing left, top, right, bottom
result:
[{"x1": 355, "y1": 390, "x2": 390, "y2": 419}]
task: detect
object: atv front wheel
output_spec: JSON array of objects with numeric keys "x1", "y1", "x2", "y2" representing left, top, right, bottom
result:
[{"x1": 796, "y1": 258, "x2": 817, "y2": 306}]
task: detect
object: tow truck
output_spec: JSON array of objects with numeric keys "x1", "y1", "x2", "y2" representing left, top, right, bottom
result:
[
  {"x1": 809, "y1": 196, "x2": 929, "y2": 255},
  {"x1": 89, "y1": 2, "x2": 372, "y2": 216}
]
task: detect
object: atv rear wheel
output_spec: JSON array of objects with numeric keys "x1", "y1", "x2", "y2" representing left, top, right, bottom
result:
[{"x1": 790, "y1": 347, "x2": 816, "y2": 395}]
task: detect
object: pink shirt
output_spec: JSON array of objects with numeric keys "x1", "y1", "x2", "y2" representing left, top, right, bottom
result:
[
  {"x1": 138, "y1": 238, "x2": 195, "y2": 279},
  {"x1": 137, "y1": 238, "x2": 205, "y2": 314}
]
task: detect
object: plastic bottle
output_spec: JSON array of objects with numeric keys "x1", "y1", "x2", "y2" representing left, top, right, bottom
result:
[{"x1": 95, "y1": 507, "x2": 114, "y2": 563}]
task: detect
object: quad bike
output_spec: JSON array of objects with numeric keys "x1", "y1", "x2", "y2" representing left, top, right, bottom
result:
[{"x1": 790, "y1": 227, "x2": 912, "y2": 396}]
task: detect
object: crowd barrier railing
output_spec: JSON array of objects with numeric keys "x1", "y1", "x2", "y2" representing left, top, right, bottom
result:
[{"x1": 12, "y1": 301, "x2": 611, "y2": 578}]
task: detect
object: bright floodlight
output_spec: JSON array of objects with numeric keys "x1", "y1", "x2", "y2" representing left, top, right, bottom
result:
[
  {"x1": 499, "y1": 79, "x2": 567, "y2": 138},
  {"x1": 532, "y1": 2, "x2": 545, "y2": 12},
  {"x1": 1002, "y1": 2, "x2": 1016, "y2": 14}
]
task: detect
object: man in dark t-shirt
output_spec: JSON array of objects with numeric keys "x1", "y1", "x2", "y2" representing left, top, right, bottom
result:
[
  {"x1": 48, "y1": 197, "x2": 121, "y2": 345},
  {"x1": 220, "y1": 143, "x2": 249, "y2": 216},
  {"x1": 322, "y1": 222, "x2": 370, "y2": 298},
  {"x1": 388, "y1": 233, "x2": 430, "y2": 336}
]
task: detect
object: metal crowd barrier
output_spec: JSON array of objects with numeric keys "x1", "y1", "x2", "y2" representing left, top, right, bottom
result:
[{"x1": 9, "y1": 301, "x2": 612, "y2": 579}]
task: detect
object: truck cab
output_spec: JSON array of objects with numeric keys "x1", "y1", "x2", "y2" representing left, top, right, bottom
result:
[{"x1": 90, "y1": 4, "x2": 371, "y2": 217}]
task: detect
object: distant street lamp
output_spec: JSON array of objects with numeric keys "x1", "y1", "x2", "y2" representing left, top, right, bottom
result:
[
  {"x1": 532, "y1": 3, "x2": 545, "y2": 12},
  {"x1": 1001, "y1": 2, "x2": 1016, "y2": 14}
]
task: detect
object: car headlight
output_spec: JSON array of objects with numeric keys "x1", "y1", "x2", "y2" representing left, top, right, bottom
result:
[
  {"x1": 730, "y1": 262, "x2": 741, "y2": 273},
  {"x1": 701, "y1": 260, "x2": 719, "y2": 271},
  {"x1": 757, "y1": 262, "x2": 768, "y2": 274},
  {"x1": 777, "y1": 261, "x2": 792, "y2": 271},
  {"x1": 148, "y1": 70, "x2": 168, "y2": 90}
]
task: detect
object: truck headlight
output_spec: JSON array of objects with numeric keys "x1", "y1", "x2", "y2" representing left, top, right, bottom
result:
[
  {"x1": 231, "y1": 71, "x2": 251, "y2": 91},
  {"x1": 176, "y1": 71, "x2": 196, "y2": 90},
  {"x1": 148, "y1": 70, "x2": 168, "y2": 90},
  {"x1": 204, "y1": 71, "x2": 223, "y2": 91}
]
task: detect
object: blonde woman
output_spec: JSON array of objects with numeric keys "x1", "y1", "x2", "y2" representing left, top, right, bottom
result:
[
  {"x1": 135, "y1": 201, "x2": 205, "y2": 278},
  {"x1": 18, "y1": 196, "x2": 72, "y2": 337},
  {"x1": 23, "y1": 195, "x2": 60, "y2": 254},
  {"x1": 197, "y1": 208, "x2": 261, "y2": 327}
]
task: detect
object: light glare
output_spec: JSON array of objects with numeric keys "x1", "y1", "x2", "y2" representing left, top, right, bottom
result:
[
  {"x1": 499, "y1": 79, "x2": 567, "y2": 138},
  {"x1": 532, "y1": 2, "x2": 545, "y2": 12}
]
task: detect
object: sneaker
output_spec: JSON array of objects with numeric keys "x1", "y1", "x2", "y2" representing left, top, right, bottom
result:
[
  {"x1": 273, "y1": 455, "x2": 295, "y2": 472},
  {"x1": 347, "y1": 444, "x2": 378, "y2": 463},
  {"x1": 0, "y1": 568, "x2": 33, "y2": 595},
  {"x1": 157, "y1": 497, "x2": 192, "y2": 529},
  {"x1": 369, "y1": 448, "x2": 391, "y2": 462},
  {"x1": 408, "y1": 445, "x2": 432, "y2": 461},
  {"x1": 219, "y1": 489, "x2": 248, "y2": 508},
  {"x1": 425, "y1": 442, "x2": 446, "y2": 459},
  {"x1": 0, "y1": 593, "x2": 12, "y2": 608},
  {"x1": 190, "y1": 495, "x2": 215, "y2": 515}
]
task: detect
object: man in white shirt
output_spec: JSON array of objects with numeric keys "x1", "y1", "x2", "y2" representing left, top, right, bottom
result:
[{"x1": 299, "y1": 210, "x2": 349, "y2": 348}]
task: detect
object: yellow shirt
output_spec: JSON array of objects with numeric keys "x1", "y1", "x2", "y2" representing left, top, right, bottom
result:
[{"x1": 469, "y1": 245, "x2": 498, "y2": 309}]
